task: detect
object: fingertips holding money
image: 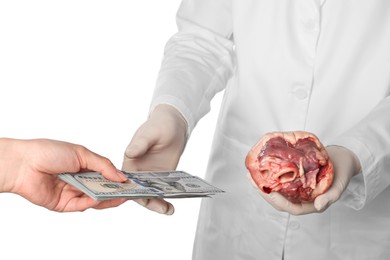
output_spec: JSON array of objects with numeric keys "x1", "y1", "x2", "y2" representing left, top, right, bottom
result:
[
  {"x1": 59, "y1": 171, "x2": 224, "y2": 200},
  {"x1": 135, "y1": 198, "x2": 175, "y2": 215},
  {"x1": 77, "y1": 147, "x2": 128, "y2": 182}
]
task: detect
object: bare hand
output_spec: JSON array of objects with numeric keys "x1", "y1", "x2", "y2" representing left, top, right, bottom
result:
[{"x1": 0, "y1": 138, "x2": 128, "y2": 212}]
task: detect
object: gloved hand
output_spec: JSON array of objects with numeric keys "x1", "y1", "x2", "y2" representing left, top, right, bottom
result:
[
  {"x1": 255, "y1": 145, "x2": 361, "y2": 215},
  {"x1": 122, "y1": 104, "x2": 187, "y2": 215}
]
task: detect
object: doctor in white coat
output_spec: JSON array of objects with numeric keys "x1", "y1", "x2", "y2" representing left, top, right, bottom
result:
[{"x1": 122, "y1": 0, "x2": 390, "y2": 259}]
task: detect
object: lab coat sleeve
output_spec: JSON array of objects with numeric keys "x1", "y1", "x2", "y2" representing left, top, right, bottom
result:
[
  {"x1": 331, "y1": 95, "x2": 390, "y2": 210},
  {"x1": 149, "y1": 0, "x2": 235, "y2": 135}
]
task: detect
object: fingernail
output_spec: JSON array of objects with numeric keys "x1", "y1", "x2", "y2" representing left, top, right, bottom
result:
[
  {"x1": 315, "y1": 200, "x2": 329, "y2": 211},
  {"x1": 164, "y1": 204, "x2": 174, "y2": 215},
  {"x1": 137, "y1": 198, "x2": 147, "y2": 207},
  {"x1": 158, "y1": 204, "x2": 174, "y2": 215},
  {"x1": 116, "y1": 170, "x2": 127, "y2": 181}
]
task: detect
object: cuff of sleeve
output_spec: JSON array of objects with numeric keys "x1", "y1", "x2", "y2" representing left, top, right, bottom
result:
[
  {"x1": 149, "y1": 95, "x2": 194, "y2": 139},
  {"x1": 330, "y1": 136, "x2": 379, "y2": 210}
]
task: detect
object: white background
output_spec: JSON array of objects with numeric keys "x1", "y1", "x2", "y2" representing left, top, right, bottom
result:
[{"x1": 0, "y1": 1, "x2": 223, "y2": 259}]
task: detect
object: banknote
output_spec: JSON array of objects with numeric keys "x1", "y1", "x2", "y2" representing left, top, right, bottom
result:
[{"x1": 59, "y1": 171, "x2": 224, "y2": 200}]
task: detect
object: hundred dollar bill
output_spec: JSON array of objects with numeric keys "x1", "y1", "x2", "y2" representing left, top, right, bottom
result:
[{"x1": 59, "y1": 171, "x2": 224, "y2": 200}]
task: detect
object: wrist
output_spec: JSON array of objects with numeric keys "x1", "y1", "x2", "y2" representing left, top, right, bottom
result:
[{"x1": 0, "y1": 138, "x2": 24, "y2": 193}]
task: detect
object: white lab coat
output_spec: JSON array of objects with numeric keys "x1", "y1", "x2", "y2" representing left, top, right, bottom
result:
[{"x1": 150, "y1": 0, "x2": 390, "y2": 259}]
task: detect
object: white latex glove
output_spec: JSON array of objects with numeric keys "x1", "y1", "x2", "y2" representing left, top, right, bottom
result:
[
  {"x1": 122, "y1": 104, "x2": 187, "y2": 215},
  {"x1": 254, "y1": 145, "x2": 361, "y2": 215}
]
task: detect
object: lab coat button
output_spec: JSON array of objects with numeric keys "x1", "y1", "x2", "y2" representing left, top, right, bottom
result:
[
  {"x1": 289, "y1": 221, "x2": 300, "y2": 230},
  {"x1": 294, "y1": 88, "x2": 308, "y2": 99}
]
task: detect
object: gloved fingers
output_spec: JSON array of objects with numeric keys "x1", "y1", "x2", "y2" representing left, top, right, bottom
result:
[
  {"x1": 314, "y1": 194, "x2": 332, "y2": 212},
  {"x1": 134, "y1": 198, "x2": 174, "y2": 215},
  {"x1": 317, "y1": 145, "x2": 361, "y2": 212},
  {"x1": 261, "y1": 191, "x2": 318, "y2": 215},
  {"x1": 314, "y1": 175, "x2": 345, "y2": 211},
  {"x1": 259, "y1": 191, "x2": 285, "y2": 211},
  {"x1": 125, "y1": 136, "x2": 155, "y2": 158},
  {"x1": 248, "y1": 172, "x2": 318, "y2": 215},
  {"x1": 125, "y1": 122, "x2": 160, "y2": 159}
]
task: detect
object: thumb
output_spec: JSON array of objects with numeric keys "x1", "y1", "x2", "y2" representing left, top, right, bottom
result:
[
  {"x1": 314, "y1": 187, "x2": 341, "y2": 211},
  {"x1": 78, "y1": 147, "x2": 127, "y2": 182},
  {"x1": 315, "y1": 167, "x2": 351, "y2": 211},
  {"x1": 314, "y1": 194, "x2": 331, "y2": 212},
  {"x1": 125, "y1": 136, "x2": 156, "y2": 158}
]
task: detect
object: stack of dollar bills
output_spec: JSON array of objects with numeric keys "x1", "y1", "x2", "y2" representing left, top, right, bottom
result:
[{"x1": 59, "y1": 170, "x2": 225, "y2": 200}]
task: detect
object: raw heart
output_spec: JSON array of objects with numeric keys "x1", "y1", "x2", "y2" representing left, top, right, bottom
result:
[{"x1": 245, "y1": 131, "x2": 334, "y2": 203}]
